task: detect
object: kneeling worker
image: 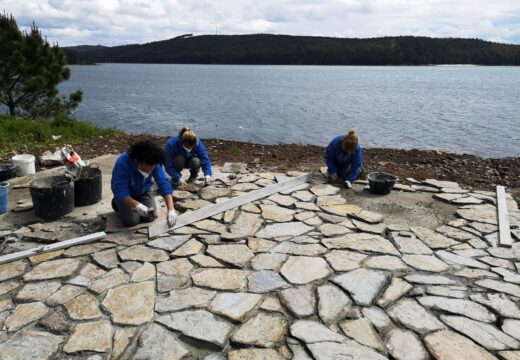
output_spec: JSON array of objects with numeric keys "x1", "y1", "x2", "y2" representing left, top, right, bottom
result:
[
  {"x1": 326, "y1": 130, "x2": 363, "y2": 188},
  {"x1": 111, "y1": 141, "x2": 177, "y2": 228},
  {"x1": 164, "y1": 127, "x2": 213, "y2": 186}
]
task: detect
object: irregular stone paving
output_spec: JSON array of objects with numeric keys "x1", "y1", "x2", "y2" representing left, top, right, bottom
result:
[{"x1": 1, "y1": 167, "x2": 520, "y2": 359}]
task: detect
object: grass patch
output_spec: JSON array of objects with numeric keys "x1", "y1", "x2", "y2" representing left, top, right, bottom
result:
[
  {"x1": 0, "y1": 115, "x2": 123, "y2": 158},
  {"x1": 229, "y1": 145, "x2": 242, "y2": 155}
]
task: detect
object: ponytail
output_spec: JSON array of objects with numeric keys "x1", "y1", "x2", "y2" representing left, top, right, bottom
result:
[
  {"x1": 341, "y1": 129, "x2": 358, "y2": 154},
  {"x1": 178, "y1": 127, "x2": 197, "y2": 147}
]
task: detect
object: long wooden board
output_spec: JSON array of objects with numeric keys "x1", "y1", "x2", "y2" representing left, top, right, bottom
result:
[
  {"x1": 148, "y1": 173, "x2": 312, "y2": 238},
  {"x1": 0, "y1": 232, "x2": 107, "y2": 265},
  {"x1": 496, "y1": 185, "x2": 512, "y2": 248}
]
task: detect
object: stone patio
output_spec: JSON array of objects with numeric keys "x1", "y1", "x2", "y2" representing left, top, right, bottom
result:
[{"x1": 0, "y1": 162, "x2": 520, "y2": 359}]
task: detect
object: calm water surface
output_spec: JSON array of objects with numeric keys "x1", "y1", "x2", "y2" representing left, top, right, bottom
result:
[{"x1": 60, "y1": 64, "x2": 520, "y2": 157}]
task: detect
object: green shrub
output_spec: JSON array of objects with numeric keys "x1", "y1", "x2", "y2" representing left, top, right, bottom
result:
[{"x1": 0, "y1": 115, "x2": 122, "y2": 157}]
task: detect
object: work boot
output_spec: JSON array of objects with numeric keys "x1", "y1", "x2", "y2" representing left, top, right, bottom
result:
[{"x1": 111, "y1": 198, "x2": 119, "y2": 213}]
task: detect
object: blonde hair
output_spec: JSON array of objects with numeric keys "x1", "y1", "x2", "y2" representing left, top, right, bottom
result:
[
  {"x1": 179, "y1": 127, "x2": 197, "y2": 147},
  {"x1": 341, "y1": 130, "x2": 358, "y2": 154}
]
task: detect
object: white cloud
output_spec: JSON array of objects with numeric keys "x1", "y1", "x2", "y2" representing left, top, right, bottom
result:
[{"x1": 1, "y1": 0, "x2": 519, "y2": 45}]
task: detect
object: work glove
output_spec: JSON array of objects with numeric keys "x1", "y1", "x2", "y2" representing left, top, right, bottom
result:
[
  {"x1": 328, "y1": 174, "x2": 338, "y2": 184},
  {"x1": 177, "y1": 178, "x2": 187, "y2": 186},
  {"x1": 134, "y1": 203, "x2": 149, "y2": 217},
  {"x1": 344, "y1": 180, "x2": 352, "y2": 189},
  {"x1": 167, "y1": 209, "x2": 177, "y2": 228},
  {"x1": 205, "y1": 175, "x2": 212, "y2": 185}
]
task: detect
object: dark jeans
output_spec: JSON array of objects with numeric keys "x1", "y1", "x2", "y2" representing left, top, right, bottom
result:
[
  {"x1": 173, "y1": 155, "x2": 202, "y2": 181},
  {"x1": 111, "y1": 192, "x2": 157, "y2": 227},
  {"x1": 330, "y1": 163, "x2": 363, "y2": 183}
]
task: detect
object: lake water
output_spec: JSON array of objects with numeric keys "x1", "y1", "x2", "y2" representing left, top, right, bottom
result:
[{"x1": 60, "y1": 64, "x2": 520, "y2": 158}]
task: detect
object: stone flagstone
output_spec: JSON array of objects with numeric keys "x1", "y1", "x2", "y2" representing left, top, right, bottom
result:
[
  {"x1": 325, "y1": 250, "x2": 368, "y2": 271},
  {"x1": 91, "y1": 248, "x2": 119, "y2": 269},
  {"x1": 290, "y1": 319, "x2": 345, "y2": 343},
  {"x1": 207, "y1": 244, "x2": 254, "y2": 267},
  {"x1": 441, "y1": 315, "x2": 520, "y2": 351},
  {"x1": 405, "y1": 274, "x2": 457, "y2": 285},
  {"x1": 318, "y1": 223, "x2": 352, "y2": 236},
  {"x1": 171, "y1": 239, "x2": 204, "y2": 256},
  {"x1": 436, "y1": 250, "x2": 489, "y2": 269},
  {"x1": 65, "y1": 293, "x2": 102, "y2": 320},
  {"x1": 260, "y1": 204, "x2": 295, "y2": 222},
  {"x1": 340, "y1": 318, "x2": 385, "y2": 351},
  {"x1": 418, "y1": 296, "x2": 496, "y2": 323},
  {"x1": 23, "y1": 258, "x2": 81, "y2": 281},
  {"x1": 133, "y1": 323, "x2": 189, "y2": 360},
  {"x1": 410, "y1": 226, "x2": 459, "y2": 248},
  {"x1": 131, "y1": 262, "x2": 155, "y2": 282},
  {"x1": 46, "y1": 284, "x2": 85, "y2": 306},
  {"x1": 475, "y1": 279, "x2": 520, "y2": 298},
  {"x1": 157, "y1": 310, "x2": 233, "y2": 348},
  {"x1": 271, "y1": 242, "x2": 327, "y2": 256},
  {"x1": 251, "y1": 253, "x2": 288, "y2": 270},
  {"x1": 310, "y1": 184, "x2": 340, "y2": 196},
  {"x1": 350, "y1": 210, "x2": 383, "y2": 224},
  {"x1": 156, "y1": 258, "x2": 193, "y2": 292},
  {"x1": 307, "y1": 340, "x2": 388, "y2": 360},
  {"x1": 332, "y1": 268, "x2": 391, "y2": 306},
  {"x1": 228, "y1": 349, "x2": 284, "y2": 360},
  {"x1": 280, "y1": 285, "x2": 315, "y2": 317},
  {"x1": 323, "y1": 233, "x2": 400, "y2": 255},
  {"x1": 256, "y1": 222, "x2": 313, "y2": 239},
  {"x1": 231, "y1": 312, "x2": 288, "y2": 347},
  {"x1": 377, "y1": 277, "x2": 413, "y2": 307},
  {"x1": 89, "y1": 268, "x2": 129, "y2": 294},
  {"x1": 156, "y1": 287, "x2": 217, "y2": 313},
  {"x1": 229, "y1": 212, "x2": 264, "y2": 237},
  {"x1": 0, "y1": 329, "x2": 63, "y2": 360},
  {"x1": 209, "y1": 292, "x2": 262, "y2": 321},
  {"x1": 247, "y1": 270, "x2": 291, "y2": 293},
  {"x1": 5, "y1": 302, "x2": 49, "y2": 332},
  {"x1": 385, "y1": 328, "x2": 429, "y2": 360},
  {"x1": 457, "y1": 208, "x2": 498, "y2": 225},
  {"x1": 470, "y1": 293, "x2": 520, "y2": 319},
  {"x1": 63, "y1": 320, "x2": 113, "y2": 353},
  {"x1": 0, "y1": 260, "x2": 28, "y2": 281},
  {"x1": 147, "y1": 235, "x2": 191, "y2": 251},
  {"x1": 192, "y1": 268, "x2": 249, "y2": 291},
  {"x1": 102, "y1": 281, "x2": 155, "y2": 325},
  {"x1": 391, "y1": 233, "x2": 433, "y2": 254},
  {"x1": 362, "y1": 255, "x2": 410, "y2": 271},
  {"x1": 317, "y1": 283, "x2": 352, "y2": 324},
  {"x1": 424, "y1": 330, "x2": 497, "y2": 360},
  {"x1": 387, "y1": 298, "x2": 445, "y2": 334},
  {"x1": 280, "y1": 256, "x2": 332, "y2": 284},
  {"x1": 118, "y1": 245, "x2": 169, "y2": 262},
  {"x1": 402, "y1": 254, "x2": 449, "y2": 272},
  {"x1": 15, "y1": 281, "x2": 61, "y2": 301}
]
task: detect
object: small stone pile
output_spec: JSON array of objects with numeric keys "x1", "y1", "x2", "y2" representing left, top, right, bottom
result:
[{"x1": 0, "y1": 165, "x2": 519, "y2": 359}]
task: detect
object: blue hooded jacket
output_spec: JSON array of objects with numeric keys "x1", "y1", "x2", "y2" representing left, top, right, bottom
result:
[
  {"x1": 111, "y1": 152, "x2": 173, "y2": 204},
  {"x1": 164, "y1": 135, "x2": 212, "y2": 182},
  {"x1": 326, "y1": 135, "x2": 363, "y2": 182}
]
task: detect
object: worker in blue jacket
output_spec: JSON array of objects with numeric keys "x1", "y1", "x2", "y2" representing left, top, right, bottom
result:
[
  {"x1": 164, "y1": 127, "x2": 213, "y2": 187},
  {"x1": 326, "y1": 130, "x2": 363, "y2": 189},
  {"x1": 111, "y1": 141, "x2": 177, "y2": 228}
]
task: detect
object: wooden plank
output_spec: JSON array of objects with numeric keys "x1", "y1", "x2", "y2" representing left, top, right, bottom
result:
[
  {"x1": 0, "y1": 232, "x2": 107, "y2": 265},
  {"x1": 496, "y1": 185, "x2": 512, "y2": 248},
  {"x1": 149, "y1": 173, "x2": 312, "y2": 238}
]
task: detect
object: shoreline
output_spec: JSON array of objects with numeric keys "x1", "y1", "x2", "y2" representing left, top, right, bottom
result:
[{"x1": 69, "y1": 134, "x2": 520, "y2": 192}]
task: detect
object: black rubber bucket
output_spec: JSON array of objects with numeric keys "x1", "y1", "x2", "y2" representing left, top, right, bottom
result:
[
  {"x1": 368, "y1": 171, "x2": 398, "y2": 195},
  {"x1": 0, "y1": 165, "x2": 16, "y2": 182},
  {"x1": 29, "y1": 176, "x2": 74, "y2": 220},
  {"x1": 74, "y1": 165, "x2": 102, "y2": 206}
]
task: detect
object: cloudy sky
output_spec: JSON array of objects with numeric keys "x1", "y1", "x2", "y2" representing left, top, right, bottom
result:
[{"x1": 2, "y1": 0, "x2": 520, "y2": 46}]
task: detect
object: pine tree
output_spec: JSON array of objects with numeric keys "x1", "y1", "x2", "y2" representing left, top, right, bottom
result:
[{"x1": 0, "y1": 13, "x2": 82, "y2": 118}]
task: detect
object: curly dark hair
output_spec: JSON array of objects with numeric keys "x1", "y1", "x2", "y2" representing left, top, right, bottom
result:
[{"x1": 128, "y1": 141, "x2": 165, "y2": 165}]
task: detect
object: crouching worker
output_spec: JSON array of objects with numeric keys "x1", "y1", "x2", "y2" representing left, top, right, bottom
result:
[
  {"x1": 326, "y1": 130, "x2": 363, "y2": 189},
  {"x1": 164, "y1": 127, "x2": 213, "y2": 187},
  {"x1": 111, "y1": 141, "x2": 177, "y2": 228}
]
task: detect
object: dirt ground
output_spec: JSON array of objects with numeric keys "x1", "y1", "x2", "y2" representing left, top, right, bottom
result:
[{"x1": 3, "y1": 133, "x2": 519, "y2": 199}]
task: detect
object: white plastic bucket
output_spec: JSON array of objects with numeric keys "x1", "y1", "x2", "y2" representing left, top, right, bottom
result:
[{"x1": 12, "y1": 154, "x2": 36, "y2": 176}]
